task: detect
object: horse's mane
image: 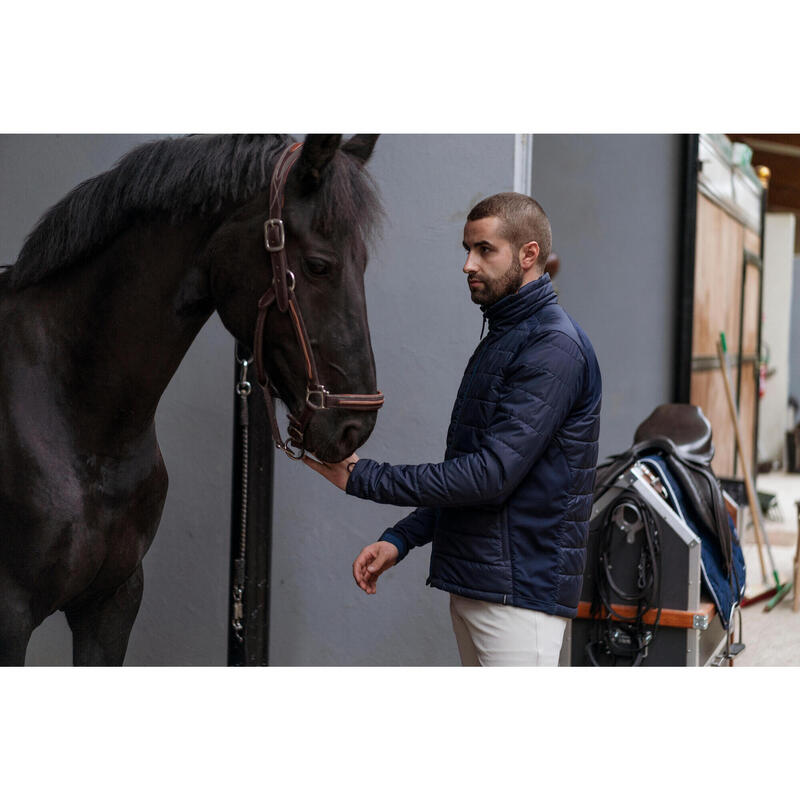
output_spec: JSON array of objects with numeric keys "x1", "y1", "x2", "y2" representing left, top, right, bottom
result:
[{"x1": 8, "y1": 134, "x2": 383, "y2": 290}]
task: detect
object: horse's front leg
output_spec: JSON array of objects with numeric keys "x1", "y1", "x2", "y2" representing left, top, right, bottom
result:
[
  {"x1": 65, "y1": 564, "x2": 144, "y2": 666},
  {"x1": 0, "y1": 577, "x2": 35, "y2": 666}
]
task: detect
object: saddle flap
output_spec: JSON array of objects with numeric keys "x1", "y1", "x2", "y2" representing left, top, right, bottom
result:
[
  {"x1": 594, "y1": 403, "x2": 733, "y2": 580},
  {"x1": 634, "y1": 403, "x2": 714, "y2": 463}
]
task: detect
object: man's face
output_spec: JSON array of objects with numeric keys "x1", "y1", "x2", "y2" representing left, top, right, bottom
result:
[{"x1": 462, "y1": 216, "x2": 523, "y2": 306}]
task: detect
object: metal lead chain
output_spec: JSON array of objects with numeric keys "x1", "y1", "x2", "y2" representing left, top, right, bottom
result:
[{"x1": 233, "y1": 349, "x2": 252, "y2": 644}]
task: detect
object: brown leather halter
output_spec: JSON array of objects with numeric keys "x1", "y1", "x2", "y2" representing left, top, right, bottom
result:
[{"x1": 253, "y1": 142, "x2": 385, "y2": 460}]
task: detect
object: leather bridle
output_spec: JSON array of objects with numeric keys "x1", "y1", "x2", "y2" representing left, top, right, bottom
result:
[{"x1": 253, "y1": 142, "x2": 384, "y2": 460}]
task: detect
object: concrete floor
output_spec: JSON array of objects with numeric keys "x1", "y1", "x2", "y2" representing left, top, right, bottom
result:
[{"x1": 733, "y1": 472, "x2": 800, "y2": 666}]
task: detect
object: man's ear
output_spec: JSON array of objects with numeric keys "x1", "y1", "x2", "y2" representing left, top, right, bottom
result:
[{"x1": 519, "y1": 240, "x2": 540, "y2": 271}]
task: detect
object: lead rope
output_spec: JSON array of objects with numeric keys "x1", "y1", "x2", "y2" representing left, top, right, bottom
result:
[{"x1": 232, "y1": 347, "x2": 252, "y2": 644}]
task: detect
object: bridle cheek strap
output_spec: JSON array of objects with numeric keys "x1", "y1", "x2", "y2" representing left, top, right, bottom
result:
[
  {"x1": 253, "y1": 143, "x2": 385, "y2": 460},
  {"x1": 254, "y1": 287, "x2": 385, "y2": 460}
]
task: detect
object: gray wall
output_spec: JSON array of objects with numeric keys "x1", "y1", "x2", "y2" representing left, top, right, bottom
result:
[
  {"x1": 268, "y1": 134, "x2": 683, "y2": 665},
  {"x1": 532, "y1": 135, "x2": 682, "y2": 458},
  {"x1": 1, "y1": 134, "x2": 681, "y2": 666}
]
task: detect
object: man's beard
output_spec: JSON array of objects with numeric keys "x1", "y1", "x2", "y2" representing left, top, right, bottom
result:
[{"x1": 469, "y1": 254, "x2": 524, "y2": 307}]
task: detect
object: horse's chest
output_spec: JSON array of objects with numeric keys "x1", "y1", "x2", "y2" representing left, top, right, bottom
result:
[
  {"x1": 73, "y1": 456, "x2": 169, "y2": 584},
  {"x1": 2, "y1": 447, "x2": 168, "y2": 610}
]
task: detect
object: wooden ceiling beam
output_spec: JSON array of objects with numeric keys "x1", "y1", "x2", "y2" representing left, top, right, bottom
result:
[{"x1": 728, "y1": 134, "x2": 800, "y2": 153}]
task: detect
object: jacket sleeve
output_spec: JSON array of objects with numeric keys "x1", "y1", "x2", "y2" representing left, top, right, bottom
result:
[
  {"x1": 346, "y1": 330, "x2": 586, "y2": 508},
  {"x1": 378, "y1": 507, "x2": 437, "y2": 563}
]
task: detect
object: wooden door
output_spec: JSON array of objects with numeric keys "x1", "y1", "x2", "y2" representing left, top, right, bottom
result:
[{"x1": 688, "y1": 194, "x2": 762, "y2": 478}]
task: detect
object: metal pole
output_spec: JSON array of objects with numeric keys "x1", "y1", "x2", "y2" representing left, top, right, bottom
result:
[{"x1": 674, "y1": 134, "x2": 699, "y2": 404}]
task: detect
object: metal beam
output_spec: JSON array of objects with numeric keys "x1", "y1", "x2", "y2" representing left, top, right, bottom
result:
[{"x1": 674, "y1": 134, "x2": 699, "y2": 404}]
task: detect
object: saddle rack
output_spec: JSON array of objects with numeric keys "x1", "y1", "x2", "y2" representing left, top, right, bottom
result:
[{"x1": 563, "y1": 403, "x2": 746, "y2": 667}]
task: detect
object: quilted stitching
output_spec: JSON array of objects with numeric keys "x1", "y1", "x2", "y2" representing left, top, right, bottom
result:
[{"x1": 351, "y1": 274, "x2": 602, "y2": 618}]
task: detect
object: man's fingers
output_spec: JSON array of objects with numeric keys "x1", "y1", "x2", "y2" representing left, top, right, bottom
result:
[
  {"x1": 367, "y1": 553, "x2": 388, "y2": 574},
  {"x1": 355, "y1": 570, "x2": 376, "y2": 594},
  {"x1": 355, "y1": 550, "x2": 374, "y2": 571},
  {"x1": 302, "y1": 455, "x2": 321, "y2": 474},
  {"x1": 303, "y1": 454, "x2": 351, "y2": 491},
  {"x1": 352, "y1": 560, "x2": 363, "y2": 589},
  {"x1": 353, "y1": 549, "x2": 375, "y2": 591},
  {"x1": 353, "y1": 545, "x2": 390, "y2": 595},
  {"x1": 353, "y1": 560, "x2": 366, "y2": 589},
  {"x1": 357, "y1": 563, "x2": 372, "y2": 591},
  {"x1": 302, "y1": 455, "x2": 329, "y2": 473}
]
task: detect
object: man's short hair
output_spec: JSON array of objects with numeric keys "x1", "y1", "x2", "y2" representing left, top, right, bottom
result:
[{"x1": 467, "y1": 192, "x2": 552, "y2": 271}]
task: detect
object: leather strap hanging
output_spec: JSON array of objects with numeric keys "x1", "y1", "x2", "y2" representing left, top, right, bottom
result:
[{"x1": 253, "y1": 142, "x2": 384, "y2": 460}]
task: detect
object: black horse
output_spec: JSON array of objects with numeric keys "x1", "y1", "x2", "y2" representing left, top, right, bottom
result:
[{"x1": 0, "y1": 134, "x2": 383, "y2": 666}]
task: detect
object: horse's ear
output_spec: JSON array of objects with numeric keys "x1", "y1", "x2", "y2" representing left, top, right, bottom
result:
[
  {"x1": 298, "y1": 134, "x2": 343, "y2": 190},
  {"x1": 341, "y1": 134, "x2": 380, "y2": 165}
]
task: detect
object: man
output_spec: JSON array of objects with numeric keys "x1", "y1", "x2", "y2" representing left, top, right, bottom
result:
[{"x1": 304, "y1": 192, "x2": 602, "y2": 666}]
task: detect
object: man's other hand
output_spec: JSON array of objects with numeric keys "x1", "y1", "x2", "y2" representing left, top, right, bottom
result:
[
  {"x1": 302, "y1": 452, "x2": 359, "y2": 491},
  {"x1": 353, "y1": 541, "x2": 399, "y2": 594}
]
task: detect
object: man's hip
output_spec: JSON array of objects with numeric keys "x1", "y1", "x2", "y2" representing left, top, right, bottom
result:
[{"x1": 449, "y1": 593, "x2": 567, "y2": 666}]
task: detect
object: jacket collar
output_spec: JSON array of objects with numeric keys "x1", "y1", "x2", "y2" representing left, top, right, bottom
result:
[{"x1": 481, "y1": 272, "x2": 557, "y2": 333}]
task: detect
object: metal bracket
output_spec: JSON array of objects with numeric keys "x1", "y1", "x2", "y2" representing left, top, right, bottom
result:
[
  {"x1": 611, "y1": 502, "x2": 644, "y2": 544},
  {"x1": 693, "y1": 613, "x2": 709, "y2": 631}
]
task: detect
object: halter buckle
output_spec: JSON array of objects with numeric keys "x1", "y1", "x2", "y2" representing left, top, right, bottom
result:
[
  {"x1": 264, "y1": 218, "x2": 285, "y2": 252},
  {"x1": 287, "y1": 417, "x2": 304, "y2": 443},
  {"x1": 278, "y1": 439, "x2": 305, "y2": 461},
  {"x1": 306, "y1": 385, "x2": 328, "y2": 410}
]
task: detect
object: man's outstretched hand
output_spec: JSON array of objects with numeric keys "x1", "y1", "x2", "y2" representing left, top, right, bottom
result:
[
  {"x1": 302, "y1": 453, "x2": 359, "y2": 491},
  {"x1": 353, "y1": 541, "x2": 399, "y2": 594},
  {"x1": 303, "y1": 453, "x2": 398, "y2": 593}
]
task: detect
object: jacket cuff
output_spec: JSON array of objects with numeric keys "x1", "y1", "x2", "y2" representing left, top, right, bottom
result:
[
  {"x1": 379, "y1": 529, "x2": 409, "y2": 563},
  {"x1": 345, "y1": 458, "x2": 374, "y2": 499}
]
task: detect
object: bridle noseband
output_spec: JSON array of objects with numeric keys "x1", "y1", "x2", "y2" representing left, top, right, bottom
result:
[{"x1": 253, "y1": 142, "x2": 384, "y2": 460}]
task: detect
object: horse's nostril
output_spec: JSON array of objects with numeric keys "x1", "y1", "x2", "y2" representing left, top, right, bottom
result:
[{"x1": 342, "y1": 423, "x2": 364, "y2": 452}]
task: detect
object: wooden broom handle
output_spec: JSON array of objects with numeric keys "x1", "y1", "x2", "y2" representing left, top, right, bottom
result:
[{"x1": 716, "y1": 338, "x2": 768, "y2": 582}]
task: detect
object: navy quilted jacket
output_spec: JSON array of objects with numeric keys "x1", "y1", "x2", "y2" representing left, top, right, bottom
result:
[{"x1": 346, "y1": 273, "x2": 602, "y2": 618}]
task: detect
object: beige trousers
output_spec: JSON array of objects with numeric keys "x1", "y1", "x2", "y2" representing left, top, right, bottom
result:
[{"x1": 449, "y1": 593, "x2": 567, "y2": 666}]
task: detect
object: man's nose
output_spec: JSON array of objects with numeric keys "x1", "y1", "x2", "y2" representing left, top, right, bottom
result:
[{"x1": 463, "y1": 253, "x2": 477, "y2": 274}]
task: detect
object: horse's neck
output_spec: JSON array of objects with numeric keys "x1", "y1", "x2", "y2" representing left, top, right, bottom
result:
[{"x1": 29, "y1": 218, "x2": 215, "y2": 446}]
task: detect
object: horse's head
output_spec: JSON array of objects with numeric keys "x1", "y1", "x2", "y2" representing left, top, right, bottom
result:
[{"x1": 206, "y1": 134, "x2": 383, "y2": 463}]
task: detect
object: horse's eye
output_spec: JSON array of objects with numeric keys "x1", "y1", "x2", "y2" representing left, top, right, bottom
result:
[{"x1": 305, "y1": 259, "x2": 332, "y2": 276}]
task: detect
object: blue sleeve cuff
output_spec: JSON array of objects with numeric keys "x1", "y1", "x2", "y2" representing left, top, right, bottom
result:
[
  {"x1": 345, "y1": 458, "x2": 373, "y2": 499},
  {"x1": 379, "y1": 529, "x2": 409, "y2": 563}
]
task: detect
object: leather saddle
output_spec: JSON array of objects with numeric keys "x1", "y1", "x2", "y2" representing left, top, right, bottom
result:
[{"x1": 594, "y1": 403, "x2": 733, "y2": 578}]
